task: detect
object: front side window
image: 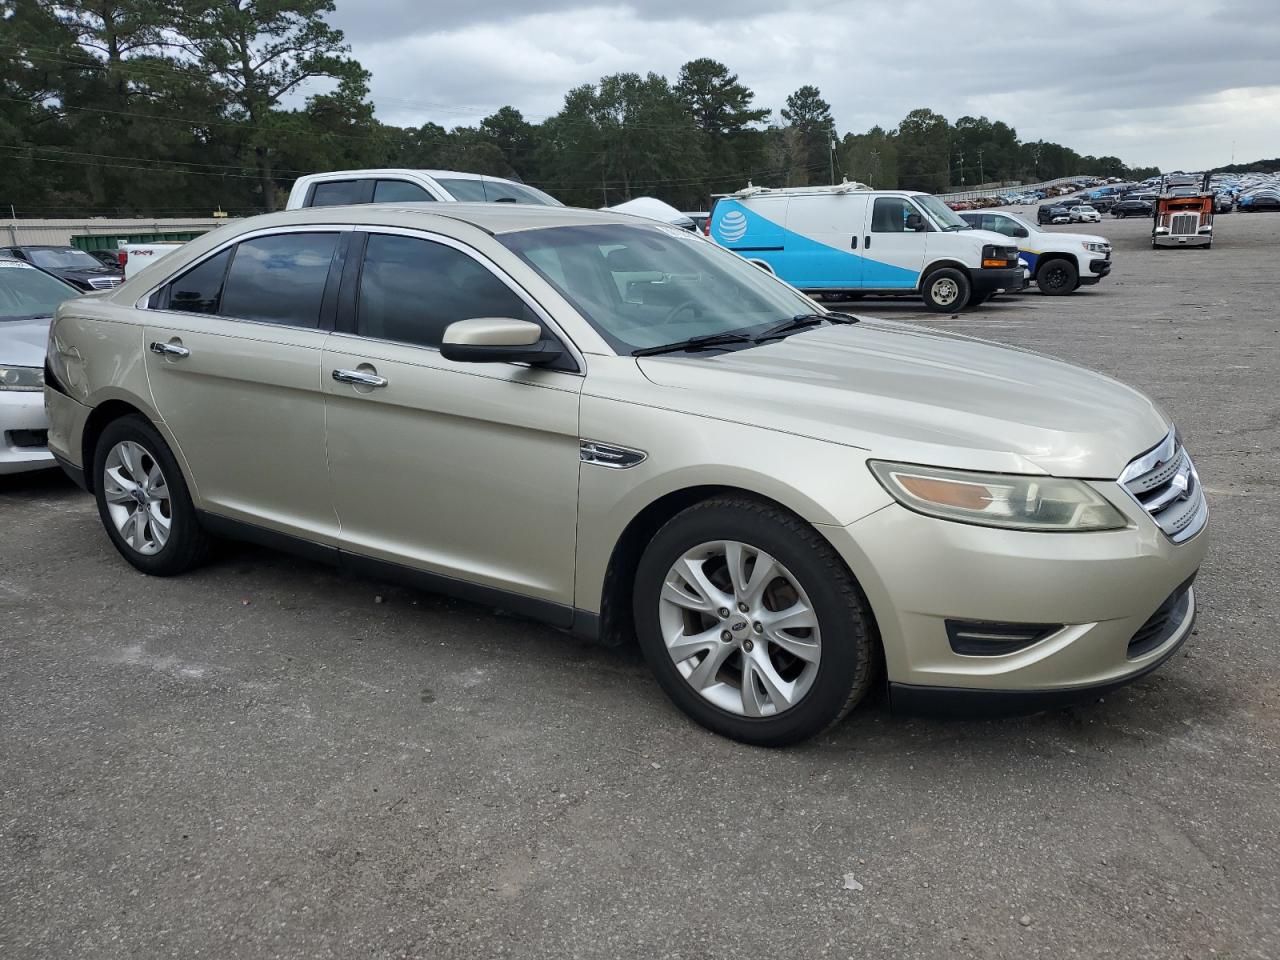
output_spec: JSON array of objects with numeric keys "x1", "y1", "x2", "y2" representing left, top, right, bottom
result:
[
  {"x1": 356, "y1": 234, "x2": 536, "y2": 349},
  {"x1": 220, "y1": 233, "x2": 338, "y2": 328},
  {"x1": 373, "y1": 179, "x2": 435, "y2": 203},
  {"x1": 500, "y1": 223, "x2": 821, "y2": 354},
  {"x1": 870, "y1": 197, "x2": 927, "y2": 233},
  {"x1": 309, "y1": 180, "x2": 363, "y2": 207},
  {"x1": 165, "y1": 248, "x2": 233, "y2": 314}
]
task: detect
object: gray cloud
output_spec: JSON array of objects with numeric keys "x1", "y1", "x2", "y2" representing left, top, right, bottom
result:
[{"x1": 328, "y1": 0, "x2": 1280, "y2": 170}]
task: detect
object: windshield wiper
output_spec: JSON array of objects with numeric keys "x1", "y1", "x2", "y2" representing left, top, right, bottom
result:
[
  {"x1": 632, "y1": 331, "x2": 756, "y2": 357},
  {"x1": 752, "y1": 311, "x2": 858, "y2": 343}
]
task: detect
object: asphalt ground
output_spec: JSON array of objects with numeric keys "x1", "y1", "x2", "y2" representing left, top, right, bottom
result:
[{"x1": 2, "y1": 205, "x2": 1278, "y2": 959}]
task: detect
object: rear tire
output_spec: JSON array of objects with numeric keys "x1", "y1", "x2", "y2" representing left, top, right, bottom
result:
[
  {"x1": 1036, "y1": 257, "x2": 1078, "y2": 296},
  {"x1": 92, "y1": 414, "x2": 210, "y2": 576},
  {"x1": 920, "y1": 267, "x2": 971, "y2": 312},
  {"x1": 633, "y1": 496, "x2": 875, "y2": 746}
]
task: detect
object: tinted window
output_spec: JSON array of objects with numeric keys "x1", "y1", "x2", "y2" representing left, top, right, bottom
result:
[
  {"x1": 434, "y1": 178, "x2": 487, "y2": 202},
  {"x1": 373, "y1": 179, "x2": 435, "y2": 203},
  {"x1": 166, "y1": 248, "x2": 232, "y2": 314},
  {"x1": 870, "y1": 197, "x2": 926, "y2": 233},
  {"x1": 309, "y1": 180, "x2": 363, "y2": 207},
  {"x1": 357, "y1": 234, "x2": 536, "y2": 348},
  {"x1": 220, "y1": 233, "x2": 338, "y2": 328}
]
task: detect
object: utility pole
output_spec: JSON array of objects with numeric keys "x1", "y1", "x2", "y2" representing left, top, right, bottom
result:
[
  {"x1": 977, "y1": 149, "x2": 984, "y2": 185},
  {"x1": 829, "y1": 128, "x2": 837, "y2": 185},
  {"x1": 956, "y1": 148, "x2": 965, "y2": 189}
]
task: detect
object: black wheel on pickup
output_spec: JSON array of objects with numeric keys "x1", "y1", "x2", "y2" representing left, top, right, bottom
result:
[{"x1": 1036, "y1": 257, "x2": 1078, "y2": 295}]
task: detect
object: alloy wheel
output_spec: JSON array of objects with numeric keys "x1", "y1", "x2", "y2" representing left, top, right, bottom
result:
[
  {"x1": 658, "y1": 540, "x2": 821, "y2": 717},
  {"x1": 102, "y1": 440, "x2": 172, "y2": 556}
]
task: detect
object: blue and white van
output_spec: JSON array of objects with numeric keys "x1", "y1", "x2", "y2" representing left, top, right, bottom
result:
[{"x1": 708, "y1": 182, "x2": 1023, "y2": 311}]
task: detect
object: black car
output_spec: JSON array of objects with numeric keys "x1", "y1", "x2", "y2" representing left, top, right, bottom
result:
[
  {"x1": 1110, "y1": 199, "x2": 1153, "y2": 218},
  {"x1": 0, "y1": 245, "x2": 124, "y2": 291},
  {"x1": 1037, "y1": 203, "x2": 1072, "y2": 224},
  {"x1": 87, "y1": 249, "x2": 124, "y2": 268}
]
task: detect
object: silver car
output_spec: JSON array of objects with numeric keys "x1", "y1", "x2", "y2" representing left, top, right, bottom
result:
[
  {"x1": 1, "y1": 259, "x2": 78, "y2": 474},
  {"x1": 44, "y1": 204, "x2": 1208, "y2": 744}
]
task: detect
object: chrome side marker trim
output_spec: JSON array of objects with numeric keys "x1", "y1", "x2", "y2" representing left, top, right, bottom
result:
[{"x1": 580, "y1": 440, "x2": 647, "y2": 469}]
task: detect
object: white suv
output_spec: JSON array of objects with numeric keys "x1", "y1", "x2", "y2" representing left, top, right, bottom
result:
[
  {"x1": 1069, "y1": 204, "x2": 1102, "y2": 223},
  {"x1": 286, "y1": 169, "x2": 561, "y2": 210}
]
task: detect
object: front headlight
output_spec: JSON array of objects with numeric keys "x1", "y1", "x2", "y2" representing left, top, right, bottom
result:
[
  {"x1": 1083, "y1": 241, "x2": 1109, "y2": 253},
  {"x1": 0, "y1": 365, "x2": 44, "y2": 392},
  {"x1": 868, "y1": 461, "x2": 1129, "y2": 532}
]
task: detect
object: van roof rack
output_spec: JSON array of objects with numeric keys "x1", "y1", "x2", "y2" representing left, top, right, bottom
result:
[{"x1": 712, "y1": 178, "x2": 872, "y2": 199}]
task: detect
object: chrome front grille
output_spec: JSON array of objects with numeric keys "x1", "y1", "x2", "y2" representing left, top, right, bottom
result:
[
  {"x1": 1170, "y1": 213, "x2": 1199, "y2": 236},
  {"x1": 1118, "y1": 430, "x2": 1207, "y2": 543},
  {"x1": 88, "y1": 277, "x2": 122, "y2": 289}
]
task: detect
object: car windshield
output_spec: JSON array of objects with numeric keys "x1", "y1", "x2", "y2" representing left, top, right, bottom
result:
[
  {"x1": 499, "y1": 223, "x2": 823, "y2": 354},
  {"x1": 1076, "y1": 206, "x2": 1096, "y2": 212},
  {"x1": 26, "y1": 247, "x2": 104, "y2": 270},
  {"x1": 0, "y1": 263, "x2": 78, "y2": 321},
  {"x1": 913, "y1": 194, "x2": 969, "y2": 231},
  {"x1": 436, "y1": 177, "x2": 561, "y2": 206}
]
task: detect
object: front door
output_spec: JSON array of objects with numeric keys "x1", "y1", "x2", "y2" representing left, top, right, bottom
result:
[
  {"x1": 322, "y1": 231, "x2": 582, "y2": 611},
  {"x1": 143, "y1": 230, "x2": 345, "y2": 541},
  {"x1": 861, "y1": 195, "x2": 930, "y2": 289}
]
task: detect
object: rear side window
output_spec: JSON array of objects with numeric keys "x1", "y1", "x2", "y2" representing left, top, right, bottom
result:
[
  {"x1": 373, "y1": 179, "x2": 435, "y2": 203},
  {"x1": 220, "y1": 233, "x2": 338, "y2": 328},
  {"x1": 356, "y1": 234, "x2": 536, "y2": 349},
  {"x1": 434, "y1": 178, "x2": 487, "y2": 202},
  {"x1": 165, "y1": 248, "x2": 232, "y2": 314},
  {"x1": 309, "y1": 180, "x2": 363, "y2": 207}
]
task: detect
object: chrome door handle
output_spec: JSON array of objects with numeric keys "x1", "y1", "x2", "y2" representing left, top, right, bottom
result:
[
  {"x1": 332, "y1": 368, "x2": 388, "y2": 388},
  {"x1": 149, "y1": 341, "x2": 190, "y2": 358}
]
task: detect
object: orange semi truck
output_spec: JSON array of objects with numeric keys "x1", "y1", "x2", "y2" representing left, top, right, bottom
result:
[{"x1": 1152, "y1": 173, "x2": 1214, "y2": 249}]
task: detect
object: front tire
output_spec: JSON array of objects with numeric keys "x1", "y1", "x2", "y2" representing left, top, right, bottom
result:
[
  {"x1": 1036, "y1": 257, "x2": 1079, "y2": 295},
  {"x1": 633, "y1": 497, "x2": 875, "y2": 746},
  {"x1": 93, "y1": 415, "x2": 210, "y2": 575},
  {"x1": 920, "y1": 267, "x2": 971, "y2": 312}
]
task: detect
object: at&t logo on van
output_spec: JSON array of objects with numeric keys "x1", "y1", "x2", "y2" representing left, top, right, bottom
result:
[{"x1": 718, "y1": 209, "x2": 748, "y2": 242}]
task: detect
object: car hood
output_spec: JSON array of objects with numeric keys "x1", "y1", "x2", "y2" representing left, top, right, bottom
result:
[
  {"x1": 635, "y1": 319, "x2": 1169, "y2": 479},
  {"x1": 0, "y1": 317, "x2": 52, "y2": 366},
  {"x1": 55, "y1": 265, "x2": 122, "y2": 281}
]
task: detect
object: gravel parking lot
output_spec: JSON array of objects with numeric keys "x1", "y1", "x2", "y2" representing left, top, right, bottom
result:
[{"x1": 2, "y1": 207, "x2": 1278, "y2": 960}]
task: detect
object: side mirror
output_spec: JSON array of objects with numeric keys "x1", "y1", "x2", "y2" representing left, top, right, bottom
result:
[
  {"x1": 440, "y1": 317, "x2": 563, "y2": 365},
  {"x1": 1013, "y1": 227, "x2": 1029, "y2": 238},
  {"x1": 905, "y1": 213, "x2": 925, "y2": 231}
]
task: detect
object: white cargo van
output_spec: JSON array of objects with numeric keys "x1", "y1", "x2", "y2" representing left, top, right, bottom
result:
[{"x1": 708, "y1": 182, "x2": 1023, "y2": 311}]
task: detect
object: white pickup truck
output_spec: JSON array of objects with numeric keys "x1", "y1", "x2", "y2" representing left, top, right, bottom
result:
[
  {"x1": 120, "y1": 242, "x2": 184, "y2": 279},
  {"x1": 958, "y1": 209, "x2": 1112, "y2": 295}
]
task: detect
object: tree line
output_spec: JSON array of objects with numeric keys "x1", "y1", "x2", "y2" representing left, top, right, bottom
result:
[{"x1": 1, "y1": 0, "x2": 1161, "y2": 218}]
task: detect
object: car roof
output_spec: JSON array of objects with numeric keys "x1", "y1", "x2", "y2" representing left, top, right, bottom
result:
[{"x1": 299, "y1": 168, "x2": 496, "y2": 183}]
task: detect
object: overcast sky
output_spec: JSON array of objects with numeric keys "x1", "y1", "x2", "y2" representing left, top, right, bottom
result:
[{"x1": 328, "y1": 0, "x2": 1279, "y2": 172}]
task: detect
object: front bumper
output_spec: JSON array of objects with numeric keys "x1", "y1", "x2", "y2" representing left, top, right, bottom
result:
[
  {"x1": 970, "y1": 266, "x2": 1024, "y2": 297},
  {"x1": 820, "y1": 490, "x2": 1208, "y2": 710},
  {"x1": 1154, "y1": 234, "x2": 1211, "y2": 247},
  {"x1": 1078, "y1": 256, "x2": 1112, "y2": 285},
  {"x1": 0, "y1": 390, "x2": 55, "y2": 475}
]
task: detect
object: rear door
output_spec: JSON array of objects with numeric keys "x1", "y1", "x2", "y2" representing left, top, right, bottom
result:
[
  {"x1": 143, "y1": 229, "x2": 346, "y2": 542},
  {"x1": 861, "y1": 196, "x2": 929, "y2": 289},
  {"x1": 321, "y1": 229, "x2": 583, "y2": 610}
]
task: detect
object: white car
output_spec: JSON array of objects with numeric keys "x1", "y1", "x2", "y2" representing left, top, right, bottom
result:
[
  {"x1": 0, "y1": 259, "x2": 79, "y2": 473},
  {"x1": 286, "y1": 169, "x2": 561, "y2": 210},
  {"x1": 959, "y1": 210, "x2": 1112, "y2": 295},
  {"x1": 1070, "y1": 205, "x2": 1102, "y2": 223}
]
